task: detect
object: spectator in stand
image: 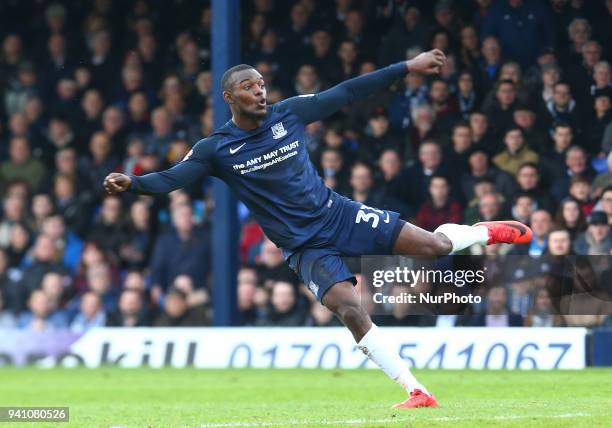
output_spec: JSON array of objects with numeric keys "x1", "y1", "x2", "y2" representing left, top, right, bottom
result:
[
  {"x1": 463, "y1": 179, "x2": 498, "y2": 223},
  {"x1": 405, "y1": 141, "x2": 446, "y2": 206},
  {"x1": 83, "y1": 262, "x2": 119, "y2": 314},
  {"x1": 591, "y1": 62, "x2": 611, "y2": 98},
  {"x1": 237, "y1": 266, "x2": 261, "y2": 326},
  {"x1": 20, "y1": 234, "x2": 70, "y2": 297},
  {"x1": 479, "y1": 36, "x2": 503, "y2": 88},
  {"x1": 70, "y1": 291, "x2": 107, "y2": 332},
  {"x1": 514, "y1": 163, "x2": 556, "y2": 214},
  {"x1": 77, "y1": 89, "x2": 105, "y2": 144},
  {"x1": 88, "y1": 196, "x2": 127, "y2": 254},
  {"x1": 469, "y1": 111, "x2": 495, "y2": 154},
  {"x1": 459, "y1": 24, "x2": 481, "y2": 71},
  {"x1": 568, "y1": 175, "x2": 595, "y2": 216},
  {"x1": 484, "y1": 79, "x2": 518, "y2": 137},
  {"x1": 540, "y1": 123, "x2": 575, "y2": 185},
  {"x1": 543, "y1": 82, "x2": 581, "y2": 135},
  {"x1": 554, "y1": 197, "x2": 587, "y2": 242},
  {"x1": 146, "y1": 107, "x2": 175, "y2": 157},
  {"x1": 256, "y1": 280, "x2": 307, "y2": 327},
  {"x1": 415, "y1": 175, "x2": 462, "y2": 232},
  {"x1": 78, "y1": 131, "x2": 120, "y2": 196},
  {"x1": 551, "y1": 145, "x2": 596, "y2": 202},
  {"x1": 566, "y1": 40, "x2": 602, "y2": 96},
  {"x1": 592, "y1": 152, "x2": 612, "y2": 198},
  {"x1": 388, "y1": 72, "x2": 429, "y2": 131},
  {"x1": 150, "y1": 203, "x2": 211, "y2": 300},
  {"x1": 52, "y1": 173, "x2": 92, "y2": 238},
  {"x1": 428, "y1": 79, "x2": 459, "y2": 132},
  {"x1": 600, "y1": 186, "x2": 612, "y2": 225},
  {"x1": 573, "y1": 211, "x2": 612, "y2": 255},
  {"x1": 120, "y1": 199, "x2": 154, "y2": 270},
  {"x1": 511, "y1": 193, "x2": 537, "y2": 225},
  {"x1": 512, "y1": 104, "x2": 548, "y2": 154},
  {"x1": 106, "y1": 288, "x2": 149, "y2": 327},
  {"x1": 0, "y1": 137, "x2": 46, "y2": 193},
  {"x1": 376, "y1": 149, "x2": 412, "y2": 209},
  {"x1": 493, "y1": 127, "x2": 539, "y2": 176},
  {"x1": 511, "y1": 210, "x2": 553, "y2": 256},
  {"x1": 585, "y1": 88, "x2": 611, "y2": 155},
  {"x1": 0, "y1": 194, "x2": 27, "y2": 249},
  {"x1": 456, "y1": 70, "x2": 479, "y2": 119},
  {"x1": 40, "y1": 214, "x2": 83, "y2": 274},
  {"x1": 360, "y1": 108, "x2": 403, "y2": 161},
  {"x1": 171, "y1": 274, "x2": 209, "y2": 310},
  {"x1": 154, "y1": 286, "x2": 209, "y2": 327},
  {"x1": 460, "y1": 147, "x2": 516, "y2": 202},
  {"x1": 524, "y1": 288, "x2": 563, "y2": 327},
  {"x1": 378, "y1": 6, "x2": 429, "y2": 65},
  {"x1": 406, "y1": 104, "x2": 446, "y2": 155},
  {"x1": 6, "y1": 223, "x2": 31, "y2": 268},
  {"x1": 306, "y1": 30, "x2": 337, "y2": 85},
  {"x1": 482, "y1": 0, "x2": 553, "y2": 69},
  {"x1": 465, "y1": 285, "x2": 523, "y2": 327},
  {"x1": 41, "y1": 147, "x2": 82, "y2": 195},
  {"x1": 17, "y1": 289, "x2": 69, "y2": 331},
  {"x1": 547, "y1": 228, "x2": 573, "y2": 256},
  {"x1": 537, "y1": 63, "x2": 561, "y2": 108}
]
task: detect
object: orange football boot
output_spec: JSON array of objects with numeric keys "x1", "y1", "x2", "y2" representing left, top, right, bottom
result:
[
  {"x1": 473, "y1": 220, "x2": 533, "y2": 245},
  {"x1": 393, "y1": 389, "x2": 439, "y2": 409}
]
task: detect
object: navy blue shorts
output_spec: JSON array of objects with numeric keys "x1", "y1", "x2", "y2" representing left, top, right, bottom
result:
[{"x1": 284, "y1": 197, "x2": 404, "y2": 301}]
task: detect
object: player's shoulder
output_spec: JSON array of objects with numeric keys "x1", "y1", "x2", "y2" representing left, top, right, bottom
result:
[
  {"x1": 189, "y1": 132, "x2": 226, "y2": 159},
  {"x1": 272, "y1": 94, "x2": 316, "y2": 113}
]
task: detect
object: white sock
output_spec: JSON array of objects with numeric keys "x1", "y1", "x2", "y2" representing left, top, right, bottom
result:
[
  {"x1": 357, "y1": 324, "x2": 428, "y2": 394},
  {"x1": 434, "y1": 223, "x2": 489, "y2": 253}
]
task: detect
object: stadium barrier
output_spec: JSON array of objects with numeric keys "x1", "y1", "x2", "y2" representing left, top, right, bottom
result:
[
  {"x1": 592, "y1": 328, "x2": 612, "y2": 366},
  {"x1": 0, "y1": 327, "x2": 588, "y2": 369}
]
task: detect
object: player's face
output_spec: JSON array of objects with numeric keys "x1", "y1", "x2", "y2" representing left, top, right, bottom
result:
[{"x1": 226, "y1": 69, "x2": 267, "y2": 119}]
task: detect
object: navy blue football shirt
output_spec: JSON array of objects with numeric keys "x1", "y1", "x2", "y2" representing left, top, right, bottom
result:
[{"x1": 129, "y1": 62, "x2": 407, "y2": 251}]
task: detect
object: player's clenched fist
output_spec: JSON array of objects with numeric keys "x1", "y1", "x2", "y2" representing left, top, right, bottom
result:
[
  {"x1": 406, "y1": 49, "x2": 446, "y2": 75},
  {"x1": 104, "y1": 172, "x2": 132, "y2": 194}
]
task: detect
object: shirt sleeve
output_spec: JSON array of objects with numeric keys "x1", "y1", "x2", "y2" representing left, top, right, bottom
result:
[
  {"x1": 276, "y1": 62, "x2": 408, "y2": 124},
  {"x1": 128, "y1": 138, "x2": 216, "y2": 194}
]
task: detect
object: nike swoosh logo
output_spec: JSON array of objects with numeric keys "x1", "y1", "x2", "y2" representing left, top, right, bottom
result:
[
  {"x1": 229, "y1": 142, "x2": 246, "y2": 154},
  {"x1": 504, "y1": 222, "x2": 527, "y2": 236}
]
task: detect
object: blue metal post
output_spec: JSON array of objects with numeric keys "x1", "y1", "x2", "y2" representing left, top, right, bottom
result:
[{"x1": 211, "y1": 0, "x2": 240, "y2": 326}]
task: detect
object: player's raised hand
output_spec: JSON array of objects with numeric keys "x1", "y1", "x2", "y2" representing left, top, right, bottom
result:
[
  {"x1": 406, "y1": 49, "x2": 446, "y2": 75},
  {"x1": 104, "y1": 172, "x2": 132, "y2": 194}
]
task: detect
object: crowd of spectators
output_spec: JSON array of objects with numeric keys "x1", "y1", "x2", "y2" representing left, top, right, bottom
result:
[{"x1": 1, "y1": 0, "x2": 612, "y2": 331}]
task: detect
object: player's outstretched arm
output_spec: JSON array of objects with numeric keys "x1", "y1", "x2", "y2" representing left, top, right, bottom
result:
[
  {"x1": 279, "y1": 49, "x2": 445, "y2": 124},
  {"x1": 104, "y1": 141, "x2": 214, "y2": 195}
]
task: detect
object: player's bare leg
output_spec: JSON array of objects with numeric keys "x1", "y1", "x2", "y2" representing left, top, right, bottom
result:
[
  {"x1": 392, "y1": 221, "x2": 453, "y2": 255},
  {"x1": 322, "y1": 281, "x2": 438, "y2": 408},
  {"x1": 393, "y1": 220, "x2": 533, "y2": 256},
  {"x1": 324, "y1": 220, "x2": 533, "y2": 409},
  {"x1": 321, "y1": 281, "x2": 371, "y2": 341}
]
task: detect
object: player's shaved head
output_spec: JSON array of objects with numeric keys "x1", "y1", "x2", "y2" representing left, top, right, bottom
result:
[{"x1": 222, "y1": 64, "x2": 257, "y2": 91}]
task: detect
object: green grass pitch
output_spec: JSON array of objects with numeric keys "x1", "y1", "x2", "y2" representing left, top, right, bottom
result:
[{"x1": 1, "y1": 368, "x2": 611, "y2": 427}]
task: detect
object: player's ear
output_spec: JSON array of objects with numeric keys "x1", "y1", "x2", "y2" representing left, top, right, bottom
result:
[{"x1": 223, "y1": 90, "x2": 234, "y2": 105}]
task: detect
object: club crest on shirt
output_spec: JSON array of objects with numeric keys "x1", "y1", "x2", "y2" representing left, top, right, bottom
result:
[
  {"x1": 182, "y1": 149, "x2": 193, "y2": 161},
  {"x1": 271, "y1": 122, "x2": 287, "y2": 139}
]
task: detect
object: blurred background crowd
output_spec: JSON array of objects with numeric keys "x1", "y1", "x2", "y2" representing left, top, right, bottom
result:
[{"x1": 0, "y1": 0, "x2": 612, "y2": 332}]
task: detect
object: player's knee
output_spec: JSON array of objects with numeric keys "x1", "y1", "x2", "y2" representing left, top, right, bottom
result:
[{"x1": 336, "y1": 300, "x2": 368, "y2": 327}]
